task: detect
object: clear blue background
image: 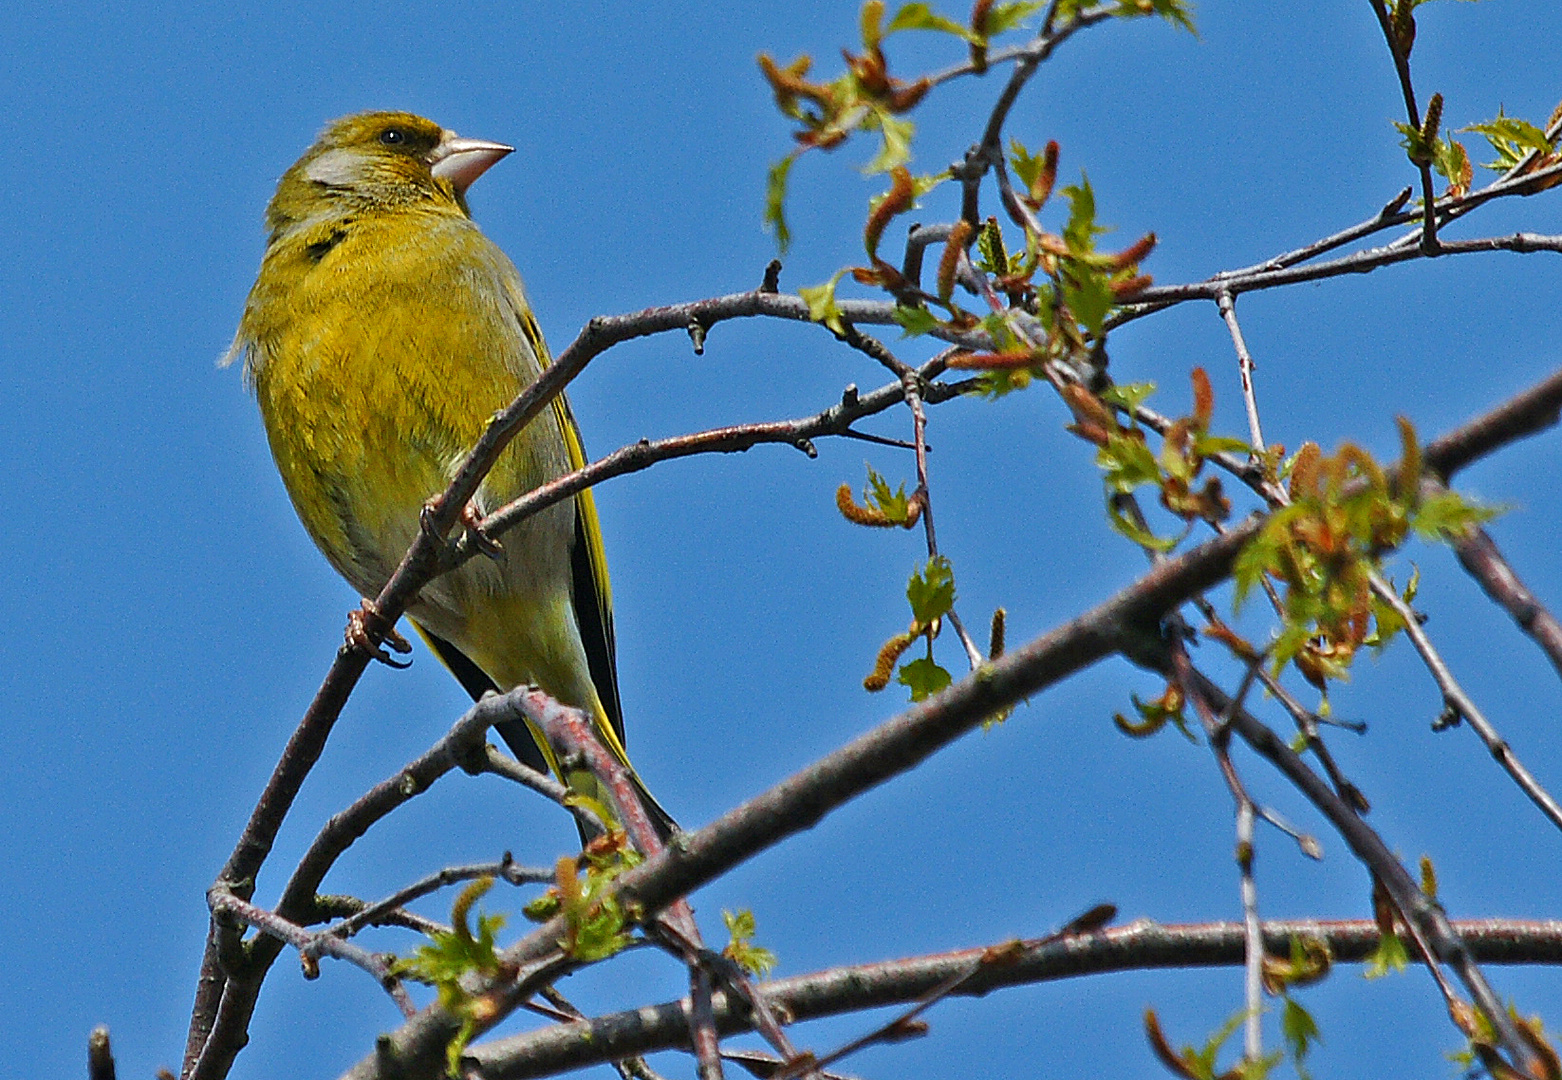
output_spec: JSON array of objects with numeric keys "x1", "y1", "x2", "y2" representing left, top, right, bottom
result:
[{"x1": 3, "y1": 3, "x2": 1561, "y2": 1078}]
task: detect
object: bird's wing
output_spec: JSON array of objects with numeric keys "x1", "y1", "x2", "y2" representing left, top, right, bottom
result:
[
  {"x1": 512, "y1": 302, "x2": 628, "y2": 754},
  {"x1": 557, "y1": 397, "x2": 625, "y2": 747}
]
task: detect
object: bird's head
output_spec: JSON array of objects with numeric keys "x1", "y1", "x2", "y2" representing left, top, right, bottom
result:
[{"x1": 265, "y1": 111, "x2": 513, "y2": 237}]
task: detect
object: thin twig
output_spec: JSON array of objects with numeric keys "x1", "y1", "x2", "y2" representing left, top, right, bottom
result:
[
  {"x1": 466, "y1": 355, "x2": 961, "y2": 562},
  {"x1": 689, "y1": 967, "x2": 726, "y2": 1080},
  {"x1": 1368, "y1": 569, "x2": 1562, "y2": 833},
  {"x1": 1216, "y1": 291, "x2": 1266, "y2": 452},
  {"x1": 327, "y1": 859, "x2": 555, "y2": 942},
  {"x1": 1365, "y1": 0, "x2": 1440, "y2": 253},
  {"x1": 1120, "y1": 232, "x2": 1562, "y2": 312},
  {"x1": 1171, "y1": 648, "x2": 1266, "y2": 1064},
  {"x1": 902, "y1": 373, "x2": 984, "y2": 670},
  {"x1": 1190, "y1": 670, "x2": 1541, "y2": 1074},
  {"x1": 187, "y1": 690, "x2": 554, "y2": 1080},
  {"x1": 1448, "y1": 522, "x2": 1562, "y2": 682},
  {"x1": 208, "y1": 889, "x2": 415, "y2": 1017}
]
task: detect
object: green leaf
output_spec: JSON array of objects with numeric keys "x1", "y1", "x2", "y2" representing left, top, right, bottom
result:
[
  {"x1": 981, "y1": 2, "x2": 1048, "y2": 37},
  {"x1": 898, "y1": 655, "x2": 953, "y2": 700},
  {"x1": 1061, "y1": 175, "x2": 1104, "y2": 254},
  {"x1": 1410, "y1": 490, "x2": 1499, "y2": 540},
  {"x1": 1188, "y1": 1009, "x2": 1248, "y2": 1080},
  {"x1": 391, "y1": 878, "x2": 510, "y2": 1076},
  {"x1": 1462, "y1": 109, "x2": 1555, "y2": 171},
  {"x1": 1128, "y1": 690, "x2": 1197, "y2": 741},
  {"x1": 866, "y1": 467, "x2": 913, "y2": 523},
  {"x1": 975, "y1": 368, "x2": 1035, "y2": 398},
  {"x1": 1099, "y1": 381, "x2": 1157, "y2": 414},
  {"x1": 980, "y1": 311, "x2": 1024, "y2": 352},
  {"x1": 1431, "y1": 134, "x2": 1472, "y2": 190},
  {"x1": 765, "y1": 155, "x2": 796, "y2": 253},
  {"x1": 1104, "y1": 0, "x2": 1196, "y2": 33},
  {"x1": 1062, "y1": 265, "x2": 1115, "y2": 338},
  {"x1": 568, "y1": 894, "x2": 632, "y2": 962},
  {"x1": 1394, "y1": 120, "x2": 1435, "y2": 166},
  {"x1": 907, "y1": 555, "x2": 956, "y2": 625},
  {"x1": 1097, "y1": 432, "x2": 1160, "y2": 494},
  {"x1": 893, "y1": 304, "x2": 941, "y2": 337},
  {"x1": 1194, "y1": 433, "x2": 1253, "y2": 457},
  {"x1": 723, "y1": 908, "x2": 756, "y2": 939},
  {"x1": 1363, "y1": 932, "x2": 1409, "y2": 978},
  {"x1": 1009, "y1": 138, "x2": 1045, "y2": 192},
  {"x1": 1147, "y1": 0, "x2": 1196, "y2": 33},
  {"x1": 723, "y1": 909, "x2": 779, "y2": 977},
  {"x1": 1107, "y1": 501, "x2": 1180, "y2": 553},
  {"x1": 886, "y1": 2, "x2": 980, "y2": 42},
  {"x1": 1366, "y1": 593, "x2": 1407, "y2": 650},
  {"x1": 1281, "y1": 998, "x2": 1321, "y2": 1062},
  {"x1": 865, "y1": 110, "x2": 916, "y2": 174},
  {"x1": 799, "y1": 268, "x2": 850, "y2": 334}
]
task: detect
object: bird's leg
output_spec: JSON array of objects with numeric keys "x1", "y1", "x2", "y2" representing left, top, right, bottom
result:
[
  {"x1": 421, "y1": 493, "x2": 505, "y2": 560},
  {"x1": 345, "y1": 599, "x2": 413, "y2": 668}
]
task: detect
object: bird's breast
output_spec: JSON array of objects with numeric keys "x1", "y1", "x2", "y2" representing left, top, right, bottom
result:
[{"x1": 242, "y1": 209, "x2": 573, "y2": 616}]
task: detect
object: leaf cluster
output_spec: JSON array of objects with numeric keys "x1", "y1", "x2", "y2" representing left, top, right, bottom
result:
[
  {"x1": 522, "y1": 836, "x2": 645, "y2": 962},
  {"x1": 392, "y1": 878, "x2": 512, "y2": 1076},
  {"x1": 1066, "y1": 370, "x2": 1241, "y2": 553},
  {"x1": 912, "y1": 162, "x2": 1157, "y2": 397},
  {"x1": 763, "y1": 0, "x2": 1190, "y2": 249},
  {"x1": 860, "y1": 555, "x2": 958, "y2": 700},
  {"x1": 1384, "y1": 0, "x2": 1562, "y2": 199},
  {"x1": 836, "y1": 466, "x2": 925, "y2": 528},
  {"x1": 722, "y1": 909, "x2": 779, "y2": 977},
  {"x1": 1233, "y1": 419, "x2": 1495, "y2": 694}
]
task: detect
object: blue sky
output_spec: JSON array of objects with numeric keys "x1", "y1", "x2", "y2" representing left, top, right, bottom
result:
[{"x1": 4, "y1": 2, "x2": 1562, "y2": 1079}]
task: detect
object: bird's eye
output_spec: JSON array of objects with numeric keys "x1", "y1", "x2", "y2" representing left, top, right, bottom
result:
[{"x1": 379, "y1": 129, "x2": 405, "y2": 146}]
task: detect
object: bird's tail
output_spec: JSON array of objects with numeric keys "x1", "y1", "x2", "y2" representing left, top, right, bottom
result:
[
  {"x1": 492, "y1": 719, "x2": 678, "y2": 844},
  {"x1": 416, "y1": 623, "x2": 676, "y2": 844}
]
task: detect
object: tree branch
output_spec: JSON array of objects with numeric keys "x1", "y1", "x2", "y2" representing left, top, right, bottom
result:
[{"x1": 462, "y1": 918, "x2": 1562, "y2": 1080}]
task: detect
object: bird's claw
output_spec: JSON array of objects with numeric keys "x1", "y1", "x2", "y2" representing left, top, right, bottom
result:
[
  {"x1": 421, "y1": 495, "x2": 504, "y2": 560},
  {"x1": 346, "y1": 600, "x2": 413, "y2": 668}
]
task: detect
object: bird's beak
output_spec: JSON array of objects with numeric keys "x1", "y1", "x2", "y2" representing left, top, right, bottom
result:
[{"x1": 429, "y1": 132, "x2": 514, "y2": 193}]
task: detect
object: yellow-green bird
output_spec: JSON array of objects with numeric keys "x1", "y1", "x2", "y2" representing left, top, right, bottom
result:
[{"x1": 229, "y1": 111, "x2": 671, "y2": 838}]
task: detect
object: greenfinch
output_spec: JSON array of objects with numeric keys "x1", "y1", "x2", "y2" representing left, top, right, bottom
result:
[{"x1": 229, "y1": 111, "x2": 670, "y2": 838}]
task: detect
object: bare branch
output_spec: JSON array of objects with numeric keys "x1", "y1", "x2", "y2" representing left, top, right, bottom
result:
[
  {"x1": 1449, "y1": 522, "x2": 1562, "y2": 682},
  {"x1": 462, "y1": 918, "x2": 1562, "y2": 1080},
  {"x1": 1118, "y1": 232, "x2": 1562, "y2": 313},
  {"x1": 187, "y1": 691, "x2": 549, "y2": 1080},
  {"x1": 1367, "y1": 569, "x2": 1562, "y2": 832},
  {"x1": 207, "y1": 889, "x2": 415, "y2": 1017},
  {"x1": 1424, "y1": 366, "x2": 1562, "y2": 480},
  {"x1": 1365, "y1": 0, "x2": 1440, "y2": 252},
  {"x1": 1215, "y1": 291, "x2": 1266, "y2": 452},
  {"x1": 326, "y1": 858, "x2": 555, "y2": 943},
  {"x1": 1190, "y1": 669, "x2": 1541, "y2": 1073}
]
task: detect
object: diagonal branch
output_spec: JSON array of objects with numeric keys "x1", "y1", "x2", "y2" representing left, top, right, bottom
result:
[{"x1": 336, "y1": 366, "x2": 1562, "y2": 1078}]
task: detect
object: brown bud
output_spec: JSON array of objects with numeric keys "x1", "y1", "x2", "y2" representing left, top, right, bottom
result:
[{"x1": 937, "y1": 218, "x2": 976, "y2": 301}]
